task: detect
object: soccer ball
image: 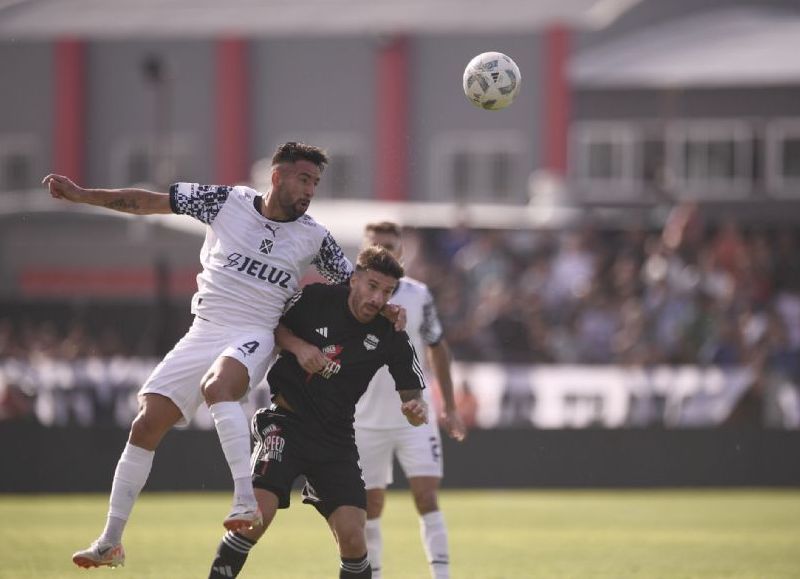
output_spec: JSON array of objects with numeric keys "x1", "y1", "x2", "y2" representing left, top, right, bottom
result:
[{"x1": 462, "y1": 52, "x2": 521, "y2": 111}]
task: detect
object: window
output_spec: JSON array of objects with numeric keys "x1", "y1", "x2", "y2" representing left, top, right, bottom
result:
[
  {"x1": 110, "y1": 136, "x2": 194, "y2": 188},
  {"x1": 0, "y1": 135, "x2": 40, "y2": 192},
  {"x1": 667, "y1": 121, "x2": 753, "y2": 198},
  {"x1": 766, "y1": 119, "x2": 800, "y2": 198},
  {"x1": 432, "y1": 132, "x2": 527, "y2": 203},
  {"x1": 571, "y1": 123, "x2": 639, "y2": 200}
]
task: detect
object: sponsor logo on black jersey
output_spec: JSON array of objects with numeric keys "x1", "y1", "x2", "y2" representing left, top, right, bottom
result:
[
  {"x1": 363, "y1": 334, "x2": 380, "y2": 351},
  {"x1": 223, "y1": 252, "x2": 292, "y2": 288},
  {"x1": 318, "y1": 344, "x2": 343, "y2": 379}
]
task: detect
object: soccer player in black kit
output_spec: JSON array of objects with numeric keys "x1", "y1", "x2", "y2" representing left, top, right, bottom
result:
[{"x1": 208, "y1": 245, "x2": 428, "y2": 579}]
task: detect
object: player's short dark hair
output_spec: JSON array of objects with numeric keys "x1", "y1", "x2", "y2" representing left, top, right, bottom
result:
[
  {"x1": 356, "y1": 245, "x2": 404, "y2": 280},
  {"x1": 272, "y1": 142, "x2": 328, "y2": 171},
  {"x1": 365, "y1": 221, "x2": 402, "y2": 237}
]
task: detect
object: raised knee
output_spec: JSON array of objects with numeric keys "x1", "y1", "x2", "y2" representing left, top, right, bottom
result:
[
  {"x1": 202, "y1": 371, "x2": 246, "y2": 405},
  {"x1": 130, "y1": 412, "x2": 163, "y2": 449}
]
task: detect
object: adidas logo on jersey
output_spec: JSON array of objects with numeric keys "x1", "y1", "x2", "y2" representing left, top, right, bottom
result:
[{"x1": 315, "y1": 327, "x2": 328, "y2": 337}]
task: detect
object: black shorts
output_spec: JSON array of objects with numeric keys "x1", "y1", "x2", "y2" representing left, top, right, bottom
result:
[{"x1": 250, "y1": 405, "x2": 366, "y2": 519}]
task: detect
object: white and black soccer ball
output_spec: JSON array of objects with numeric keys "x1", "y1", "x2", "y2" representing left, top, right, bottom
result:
[{"x1": 462, "y1": 52, "x2": 521, "y2": 111}]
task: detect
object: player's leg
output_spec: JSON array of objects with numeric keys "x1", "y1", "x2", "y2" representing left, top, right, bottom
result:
[
  {"x1": 202, "y1": 355, "x2": 260, "y2": 530},
  {"x1": 208, "y1": 406, "x2": 297, "y2": 578},
  {"x1": 328, "y1": 506, "x2": 371, "y2": 578},
  {"x1": 208, "y1": 488, "x2": 278, "y2": 579},
  {"x1": 365, "y1": 489, "x2": 386, "y2": 577},
  {"x1": 408, "y1": 476, "x2": 450, "y2": 578},
  {"x1": 354, "y1": 427, "x2": 395, "y2": 578},
  {"x1": 397, "y1": 424, "x2": 450, "y2": 579},
  {"x1": 73, "y1": 318, "x2": 234, "y2": 568},
  {"x1": 72, "y1": 393, "x2": 182, "y2": 569},
  {"x1": 204, "y1": 331, "x2": 274, "y2": 531},
  {"x1": 303, "y1": 451, "x2": 371, "y2": 578}
]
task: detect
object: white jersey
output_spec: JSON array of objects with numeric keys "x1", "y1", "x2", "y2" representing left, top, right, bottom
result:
[
  {"x1": 355, "y1": 277, "x2": 443, "y2": 429},
  {"x1": 170, "y1": 182, "x2": 352, "y2": 330}
]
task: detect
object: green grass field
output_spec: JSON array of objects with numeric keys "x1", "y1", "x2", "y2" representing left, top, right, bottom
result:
[{"x1": 1, "y1": 490, "x2": 799, "y2": 578}]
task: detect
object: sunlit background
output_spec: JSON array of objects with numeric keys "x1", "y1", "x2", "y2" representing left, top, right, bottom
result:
[{"x1": 1, "y1": 1, "x2": 799, "y2": 572}]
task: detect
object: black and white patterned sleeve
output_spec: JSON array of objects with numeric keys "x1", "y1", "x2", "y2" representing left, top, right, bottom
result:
[
  {"x1": 311, "y1": 231, "x2": 354, "y2": 284},
  {"x1": 420, "y1": 287, "x2": 445, "y2": 346},
  {"x1": 169, "y1": 183, "x2": 232, "y2": 225}
]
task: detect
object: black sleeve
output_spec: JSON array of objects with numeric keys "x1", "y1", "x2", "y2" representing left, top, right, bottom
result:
[{"x1": 386, "y1": 331, "x2": 426, "y2": 392}]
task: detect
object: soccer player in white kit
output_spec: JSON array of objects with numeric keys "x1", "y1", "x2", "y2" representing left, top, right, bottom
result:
[
  {"x1": 43, "y1": 142, "x2": 353, "y2": 569},
  {"x1": 354, "y1": 222, "x2": 467, "y2": 579}
]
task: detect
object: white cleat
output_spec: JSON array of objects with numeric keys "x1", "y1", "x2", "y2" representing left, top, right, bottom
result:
[
  {"x1": 72, "y1": 540, "x2": 125, "y2": 568},
  {"x1": 223, "y1": 503, "x2": 263, "y2": 532}
]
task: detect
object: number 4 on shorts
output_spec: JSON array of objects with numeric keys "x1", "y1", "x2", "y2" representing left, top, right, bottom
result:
[{"x1": 237, "y1": 341, "x2": 260, "y2": 356}]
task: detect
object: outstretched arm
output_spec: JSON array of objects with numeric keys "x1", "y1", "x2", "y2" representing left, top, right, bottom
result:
[
  {"x1": 398, "y1": 389, "x2": 428, "y2": 426},
  {"x1": 428, "y1": 340, "x2": 466, "y2": 441},
  {"x1": 42, "y1": 174, "x2": 172, "y2": 215}
]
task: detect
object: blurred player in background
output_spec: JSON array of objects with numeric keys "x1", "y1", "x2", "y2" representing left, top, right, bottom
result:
[
  {"x1": 355, "y1": 222, "x2": 466, "y2": 579},
  {"x1": 43, "y1": 141, "x2": 354, "y2": 569},
  {"x1": 208, "y1": 246, "x2": 427, "y2": 579}
]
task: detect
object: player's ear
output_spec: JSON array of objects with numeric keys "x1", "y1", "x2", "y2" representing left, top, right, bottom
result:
[{"x1": 271, "y1": 165, "x2": 282, "y2": 188}]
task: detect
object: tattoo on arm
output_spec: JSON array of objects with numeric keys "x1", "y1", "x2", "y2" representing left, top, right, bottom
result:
[
  {"x1": 399, "y1": 389, "x2": 422, "y2": 402},
  {"x1": 104, "y1": 198, "x2": 140, "y2": 212}
]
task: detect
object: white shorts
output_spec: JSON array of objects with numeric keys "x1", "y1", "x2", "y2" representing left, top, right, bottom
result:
[
  {"x1": 355, "y1": 422, "x2": 443, "y2": 489},
  {"x1": 139, "y1": 317, "x2": 275, "y2": 426}
]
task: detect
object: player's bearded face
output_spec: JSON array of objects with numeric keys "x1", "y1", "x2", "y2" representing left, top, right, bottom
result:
[
  {"x1": 348, "y1": 269, "x2": 398, "y2": 323},
  {"x1": 275, "y1": 160, "x2": 321, "y2": 219}
]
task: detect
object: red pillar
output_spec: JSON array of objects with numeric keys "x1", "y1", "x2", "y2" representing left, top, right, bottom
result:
[
  {"x1": 215, "y1": 38, "x2": 250, "y2": 185},
  {"x1": 374, "y1": 36, "x2": 409, "y2": 201},
  {"x1": 542, "y1": 25, "x2": 571, "y2": 176},
  {"x1": 53, "y1": 39, "x2": 86, "y2": 182}
]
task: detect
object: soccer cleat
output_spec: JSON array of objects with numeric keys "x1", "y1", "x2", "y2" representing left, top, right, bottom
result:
[
  {"x1": 223, "y1": 503, "x2": 263, "y2": 532},
  {"x1": 72, "y1": 540, "x2": 125, "y2": 568}
]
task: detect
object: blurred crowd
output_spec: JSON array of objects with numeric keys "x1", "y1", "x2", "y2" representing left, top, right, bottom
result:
[
  {"x1": 403, "y1": 205, "x2": 800, "y2": 383},
  {"x1": 2, "y1": 204, "x2": 799, "y2": 428}
]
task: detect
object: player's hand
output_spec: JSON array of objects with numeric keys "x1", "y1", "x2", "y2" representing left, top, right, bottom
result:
[
  {"x1": 441, "y1": 408, "x2": 467, "y2": 442},
  {"x1": 42, "y1": 173, "x2": 84, "y2": 203},
  {"x1": 294, "y1": 343, "x2": 328, "y2": 375},
  {"x1": 401, "y1": 399, "x2": 428, "y2": 426},
  {"x1": 380, "y1": 303, "x2": 407, "y2": 331}
]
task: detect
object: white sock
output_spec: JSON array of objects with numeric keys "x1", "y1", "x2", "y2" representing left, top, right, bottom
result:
[
  {"x1": 420, "y1": 510, "x2": 450, "y2": 579},
  {"x1": 365, "y1": 518, "x2": 383, "y2": 578},
  {"x1": 100, "y1": 443, "x2": 154, "y2": 545},
  {"x1": 209, "y1": 401, "x2": 255, "y2": 505}
]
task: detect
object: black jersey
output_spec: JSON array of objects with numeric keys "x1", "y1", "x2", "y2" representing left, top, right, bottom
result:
[{"x1": 268, "y1": 283, "x2": 426, "y2": 447}]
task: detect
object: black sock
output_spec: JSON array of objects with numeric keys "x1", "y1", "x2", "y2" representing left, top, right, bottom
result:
[
  {"x1": 208, "y1": 531, "x2": 256, "y2": 578},
  {"x1": 340, "y1": 553, "x2": 371, "y2": 578}
]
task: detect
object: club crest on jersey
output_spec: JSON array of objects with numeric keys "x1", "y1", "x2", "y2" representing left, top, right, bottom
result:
[
  {"x1": 259, "y1": 239, "x2": 273, "y2": 255},
  {"x1": 363, "y1": 334, "x2": 379, "y2": 351}
]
